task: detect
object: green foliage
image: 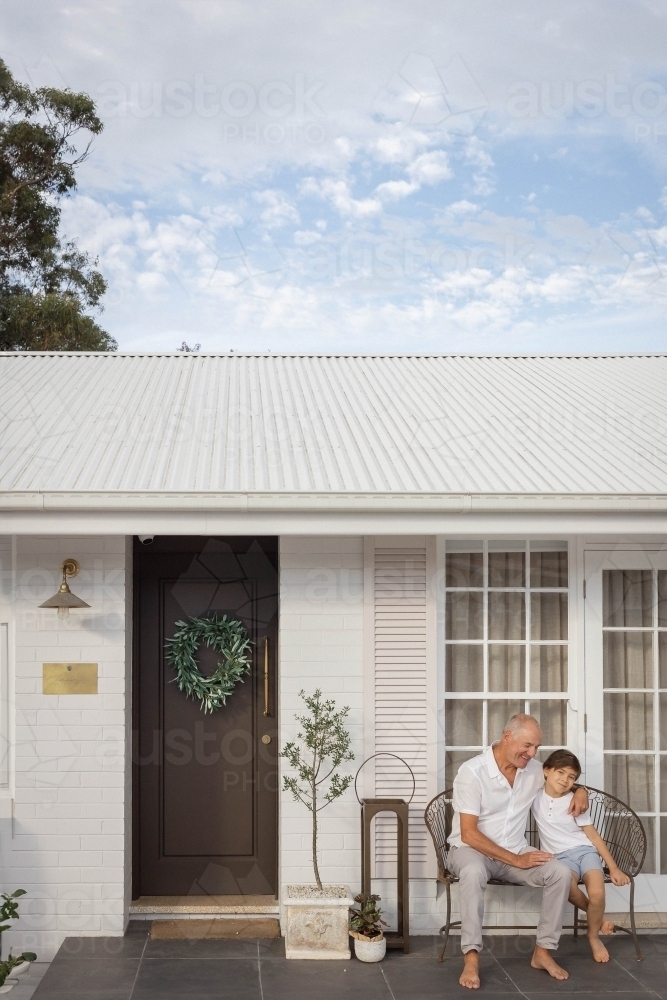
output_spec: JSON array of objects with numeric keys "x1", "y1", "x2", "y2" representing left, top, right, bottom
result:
[
  {"x1": 0, "y1": 889, "x2": 26, "y2": 933},
  {"x1": 281, "y1": 689, "x2": 354, "y2": 889},
  {"x1": 0, "y1": 289, "x2": 116, "y2": 351},
  {"x1": 0, "y1": 59, "x2": 114, "y2": 351},
  {"x1": 0, "y1": 952, "x2": 36, "y2": 986},
  {"x1": 349, "y1": 893, "x2": 387, "y2": 939},
  {"x1": 0, "y1": 889, "x2": 35, "y2": 983},
  {"x1": 165, "y1": 615, "x2": 252, "y2": 713}
]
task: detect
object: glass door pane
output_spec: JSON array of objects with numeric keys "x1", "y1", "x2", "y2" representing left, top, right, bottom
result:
[{"x1": 586, "y1": 549, "x2": 667, "y2": 877}]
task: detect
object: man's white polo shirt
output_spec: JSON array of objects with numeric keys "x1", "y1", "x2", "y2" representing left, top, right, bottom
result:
[{"x1": 449, "y1": 745, "x2": 544, "y2": 852}]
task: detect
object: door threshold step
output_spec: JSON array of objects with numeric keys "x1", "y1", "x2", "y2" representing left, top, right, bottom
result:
[{"x1": 130, "y1": 895, "x2": 279, "y2": 919}]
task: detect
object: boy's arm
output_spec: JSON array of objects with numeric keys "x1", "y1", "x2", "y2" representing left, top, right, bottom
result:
[{"x1": 582, "y1": 825, "x2": 630, "y2": 884}]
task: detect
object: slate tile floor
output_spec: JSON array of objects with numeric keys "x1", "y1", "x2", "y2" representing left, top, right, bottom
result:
[{"x1": 24, "y1": 922, "x2": 667, "y2": 1000}]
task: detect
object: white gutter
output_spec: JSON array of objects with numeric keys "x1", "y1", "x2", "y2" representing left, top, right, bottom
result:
[{"x1": 0, "y1": 491, "x2": 667, "y2": 513}]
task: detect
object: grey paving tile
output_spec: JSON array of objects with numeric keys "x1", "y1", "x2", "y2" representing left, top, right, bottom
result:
[
  {"x1": 495, "y1": 951, "x2": 650, "y2": 994},
  {"x1": 32, "y1": 992, "x2": 130, "y2": 1000},
  {"x1": 132, "y1": 957, "x2": 261, "y2": 999},
  {"x1": 523, "y1": 995, "x2": 654, "y2": 1000},
  {"x1": 383, "y1": 947, "x2": 517, "y2": 995},
  {"x1": 30, "y1": 958, "x2": 139, "y2": 996},
  {"x1": 259, "y1": 959, "x2": 390, "y2": 999},
  {"x1": 612, "y1": 955, "x2": 667, "y2": 989},
  {"x1": 257, "y1": 936, "x2": 285, "y2": 958},
  {"x1": 143, "y1": 937, "x2": 262, "y2": 959},
  {"x1": 56, "y1": 935, "x2": 147, "y2": 959}
]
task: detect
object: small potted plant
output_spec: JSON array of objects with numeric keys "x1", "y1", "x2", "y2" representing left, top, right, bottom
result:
[
  {"x1": 0, "y1": 890, "x2": 37, "y2": 993},
  {"x1": 281, "y1": 689, "x2": 355, "y2": 959},
  {"x1": 349, "y1": 893, "x2": 388, "y2": 962}
]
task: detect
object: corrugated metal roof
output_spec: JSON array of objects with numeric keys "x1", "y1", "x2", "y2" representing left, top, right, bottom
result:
[{"x1": 1, "y1": 352, "x2": 666, "y2": 496}]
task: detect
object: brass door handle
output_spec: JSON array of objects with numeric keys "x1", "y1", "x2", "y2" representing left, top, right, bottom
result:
[{"x1": 263, "y1": 636, "x2": 271, "y2": 717}]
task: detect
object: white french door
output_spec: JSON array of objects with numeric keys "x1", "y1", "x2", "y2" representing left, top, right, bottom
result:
[{"x1": 584, "y1": 549, "x2": 667, "y2": 875}]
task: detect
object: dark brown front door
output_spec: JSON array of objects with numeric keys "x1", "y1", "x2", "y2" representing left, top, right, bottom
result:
[{"x1": 133, "y1": 536, "x2": 278, "y2": 897}]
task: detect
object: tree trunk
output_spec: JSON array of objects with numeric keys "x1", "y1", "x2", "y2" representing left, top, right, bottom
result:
[{"x1": 312, "y1": 790, "x2": 322, "y2": 891}]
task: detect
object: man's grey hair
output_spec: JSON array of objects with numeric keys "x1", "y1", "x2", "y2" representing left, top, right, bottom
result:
[{"x1": 503, "y1": 713, "x2": 541, "y2": 737}]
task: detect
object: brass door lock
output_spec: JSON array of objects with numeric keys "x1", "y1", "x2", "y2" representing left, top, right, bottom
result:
[{"x1": 261, "y1": 734, "x2": 272, "y2": 745}]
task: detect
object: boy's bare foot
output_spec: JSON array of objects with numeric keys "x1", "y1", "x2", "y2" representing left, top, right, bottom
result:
[
  {"x1": 600, "y1": 919, "x2": 615, "y2": 936},
  {"x1": 588, "y1": 936, "x2": 610, "y2": 962},
  {"x1": 531, "y1": 946, "x2": 569, "y2": 980},
  {"x1": 460, "y1": 950, "x2": 481, "y2": 989}
]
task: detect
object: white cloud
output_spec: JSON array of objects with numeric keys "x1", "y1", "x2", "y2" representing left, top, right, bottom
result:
[
  {"x1": 300, "y1": 177, "x2": 382, "y2": 217},
  {"x1": 376, "y1": 150, "x2": 452, "y2": 201},
  {"x1": 406, "y1": 150, "x2": 452, "y2": 185},
  {"x1": 375, "y1": 179, "x2": 419, "y2": 201},
  {"x1": 253, "y1": 189, "x2": 300, "y2": 228},
  {"x1": 463, "y1": 137, "x2": 496, "y2": 196}
]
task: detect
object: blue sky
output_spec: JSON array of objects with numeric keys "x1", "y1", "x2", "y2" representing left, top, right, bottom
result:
[{"x1": 5, "y1": 0, "x2": 667, "y2": 352}]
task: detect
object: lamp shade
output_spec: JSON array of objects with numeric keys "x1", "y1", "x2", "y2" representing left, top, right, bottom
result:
[{"x1": 39, "y1": 560, "x2": 90, "y2": 613}]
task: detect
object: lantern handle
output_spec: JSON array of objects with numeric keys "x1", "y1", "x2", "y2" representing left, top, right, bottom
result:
[{"x1": 354, "y1": 752, "x2": 416, "y2": 805}]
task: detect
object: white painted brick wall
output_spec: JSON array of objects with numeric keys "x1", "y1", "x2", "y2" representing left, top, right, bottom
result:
[
  {"x1": 279, "y1": 537, "x2": 364, "y2": 897},
  {"x1": 0, "y1": 535, "x2": 131, "y2": 960}
]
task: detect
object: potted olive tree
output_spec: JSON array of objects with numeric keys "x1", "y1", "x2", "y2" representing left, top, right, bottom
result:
[
  {"x1": 349, "y1": 893, "x2": 387, "y2": 962},
  {"x1": 281, "y1": 689, "x2": 355, "y2": 960}
]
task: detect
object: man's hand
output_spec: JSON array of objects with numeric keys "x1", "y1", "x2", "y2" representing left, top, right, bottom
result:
[
  {"x1": 610, "y1": 867, "x2": 630, "y2": 886},
  {"x1": 512, "y1": 850, "x2": 554, "y2": 869},
  {"x1": 568, "y1": 785, "x2": 589, "y2": 816}
]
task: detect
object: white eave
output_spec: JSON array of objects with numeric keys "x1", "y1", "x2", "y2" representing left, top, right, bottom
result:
[{"x1": 1, "y1": 491, "x2": 667, "y2": 513}]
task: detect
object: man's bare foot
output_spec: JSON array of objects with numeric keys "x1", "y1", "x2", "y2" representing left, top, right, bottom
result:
[
  {"x1": 588, "y1": 935, "x2": 610, "y2": 962},
  {"x1": 531, "y1": 946, "x2": 569, "y2": 980},
  {"x1": 459, "y1": 950, "x2": 481, "y2": 989},
  {"x1": 600, "y1": 919, "x2": 615, "y2": 936}
]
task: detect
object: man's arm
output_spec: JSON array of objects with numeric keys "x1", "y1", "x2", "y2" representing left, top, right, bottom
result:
[
  {"x1": 459, "y1": 813, "x2": 555, "y2": 869},
  {"x1": 568, "y1": 785, "x2": 589, "y2": 817}
]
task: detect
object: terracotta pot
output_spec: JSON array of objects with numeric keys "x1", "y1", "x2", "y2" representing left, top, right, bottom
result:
[{"x1": 351, "y1": 931, "x2": 386, "y2": 963}]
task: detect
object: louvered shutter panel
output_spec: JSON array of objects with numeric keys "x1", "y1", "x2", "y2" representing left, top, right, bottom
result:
[{"x1": 374, "y1": 546, "x2": 429, "y2": 878}]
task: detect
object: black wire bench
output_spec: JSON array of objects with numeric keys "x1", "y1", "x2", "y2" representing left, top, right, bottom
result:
[{"x1": 424, "y1": 786, "x2": 646, "y2": 962}]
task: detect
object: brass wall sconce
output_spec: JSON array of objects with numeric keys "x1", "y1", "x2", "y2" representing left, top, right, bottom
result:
[{"x1": 39, "y1": 559, "x2": 90, "y2": 619}]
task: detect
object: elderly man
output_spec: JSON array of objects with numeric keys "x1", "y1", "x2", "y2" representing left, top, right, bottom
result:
[{"x1": 448, "y1": 714, "x2": 588, "y2": 989}]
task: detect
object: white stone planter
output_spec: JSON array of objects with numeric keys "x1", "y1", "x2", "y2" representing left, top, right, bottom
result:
[
  {"x1": 284, "y1": 885, "x2": 354, "y2": 960},
  {"x1": 351, "y1": 931, "x2": 386, "y2": 963}
]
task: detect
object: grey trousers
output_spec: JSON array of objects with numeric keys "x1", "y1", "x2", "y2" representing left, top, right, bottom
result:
[{"x1": 447, "y1": 845, "x2": 571, "y2": 953}]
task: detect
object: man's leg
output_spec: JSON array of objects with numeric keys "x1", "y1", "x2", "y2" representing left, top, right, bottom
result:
[
  {"x1": 500, "y1": 859, "x2": 572, "y2": 980},
  {"x1": 448, "y1": 846, "x2": 496, "y2": 989}
]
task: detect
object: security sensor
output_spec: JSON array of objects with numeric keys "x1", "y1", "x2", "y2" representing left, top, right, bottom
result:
[{"x1": 138, "y1": 535, "x2": 154, "y2": 545}]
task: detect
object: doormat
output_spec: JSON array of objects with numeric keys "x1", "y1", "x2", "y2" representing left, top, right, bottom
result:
[{"x1": 150, "y1": 917, "x2": 281, "y2": 939}]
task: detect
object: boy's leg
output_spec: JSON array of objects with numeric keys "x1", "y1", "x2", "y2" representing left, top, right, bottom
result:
[
  {"x1": 582, "y1": 870, "x2": 609, "y2": 962},
  {"x1": 568, "y1": 871, "x2": 590, "y2": 911}
]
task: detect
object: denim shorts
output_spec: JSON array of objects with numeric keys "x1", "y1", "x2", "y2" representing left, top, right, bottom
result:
[{"x1": 556, "y1": 845, "x2": 604, "y2": 878}]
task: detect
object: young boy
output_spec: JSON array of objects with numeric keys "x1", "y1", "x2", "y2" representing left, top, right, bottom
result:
[{"x1": 532, "y1": 749, "x2": 630, "y2": 963}]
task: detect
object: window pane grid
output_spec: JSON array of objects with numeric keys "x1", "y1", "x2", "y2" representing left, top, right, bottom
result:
[
  {"x1": 602, "y1": 568, "x2": 665, "y2": 874},
  {"x1": 444, "y1": 541, "x2": 569, "y2": 753}
]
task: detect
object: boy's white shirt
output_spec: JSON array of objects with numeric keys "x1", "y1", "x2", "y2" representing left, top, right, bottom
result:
[{"x1": 532, "y1": 788, "x2": 595, "y2": 854}]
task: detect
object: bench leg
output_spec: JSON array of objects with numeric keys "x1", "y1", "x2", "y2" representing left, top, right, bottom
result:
[
  {"x1": 629, "y1": 877, "x2": 643, "y2": 962},
  {"x1": 573, "y1": 904, "x2": 579, "y2": 940},
  {"x1": 438, "y1": 882, "x2": 452, "y2": 962}
]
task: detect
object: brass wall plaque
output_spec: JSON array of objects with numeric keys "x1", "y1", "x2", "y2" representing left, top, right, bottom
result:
[{"x1": 43, "y1": 663, "x2": 98, "y2": 695}]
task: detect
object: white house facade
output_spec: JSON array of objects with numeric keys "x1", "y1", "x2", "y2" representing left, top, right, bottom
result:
[{"x1": 0, "y1": 351, "x2": 666, "y2": 959}]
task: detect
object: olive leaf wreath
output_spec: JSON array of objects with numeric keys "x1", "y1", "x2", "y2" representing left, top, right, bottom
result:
[{"x1": 165, "y1": 614, "x2": 252, "y2": 713}]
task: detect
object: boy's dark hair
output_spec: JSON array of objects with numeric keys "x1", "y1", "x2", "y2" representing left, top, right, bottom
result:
[{"x1": 542, "y1": 749, "x2": 581, "y2": 778}]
